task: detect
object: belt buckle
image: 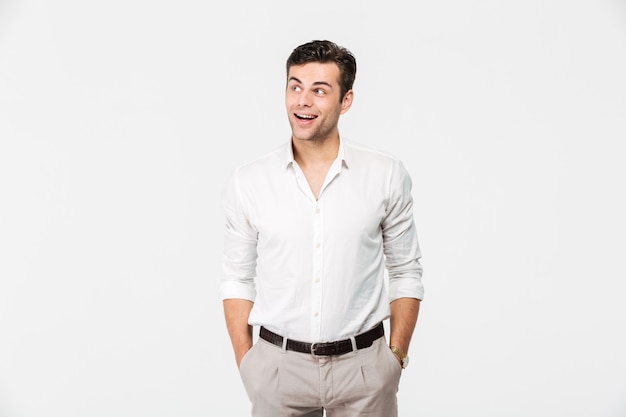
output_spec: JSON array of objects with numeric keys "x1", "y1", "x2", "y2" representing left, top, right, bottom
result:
[
  {"x1": 311, "y1": 341, "x2": 338, "y2": 356},
  {"x1": 311, "y1": 342, "x2": 330, "y2": 356}
]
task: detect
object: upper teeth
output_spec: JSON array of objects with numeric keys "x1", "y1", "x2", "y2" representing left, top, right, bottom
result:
[{"x1": 297, "y1": 114, "x2": 315, "y2": 119}]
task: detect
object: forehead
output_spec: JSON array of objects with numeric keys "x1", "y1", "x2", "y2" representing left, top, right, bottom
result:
[{"x1": 287, "y1": 62, "x2": 341, "y2": 85}]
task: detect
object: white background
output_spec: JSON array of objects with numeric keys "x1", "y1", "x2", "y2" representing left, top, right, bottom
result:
[{"x1": 1, "y1": 0, "x2": 625, "y2": 416}]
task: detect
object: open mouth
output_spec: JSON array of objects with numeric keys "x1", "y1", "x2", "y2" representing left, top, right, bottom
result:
[{"x1": 295, "y1": 113, "x2": 317, "y2": 121}]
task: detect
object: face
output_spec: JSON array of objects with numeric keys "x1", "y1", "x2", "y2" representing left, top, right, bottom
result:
[{"x1": 285, "y1": 62, "x2": 353, "y2": 144}]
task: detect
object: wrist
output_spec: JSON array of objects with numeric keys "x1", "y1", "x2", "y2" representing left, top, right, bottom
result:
[{"x1": 389, "y1": 345, "x2": 409, "y2": 369}]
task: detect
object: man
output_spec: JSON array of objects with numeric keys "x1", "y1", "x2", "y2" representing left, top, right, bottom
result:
[{"x1": 221, "y1": 40, "x2": 424, "y2": 417}]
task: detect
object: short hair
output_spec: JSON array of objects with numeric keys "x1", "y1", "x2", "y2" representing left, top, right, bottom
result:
[{"x1": 286, "y1": 40, "x2": 357, "y2": 101}]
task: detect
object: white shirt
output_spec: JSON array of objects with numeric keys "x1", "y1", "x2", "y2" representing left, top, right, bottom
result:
[{"x1": 220, "y1": 139, "x2": 423, "y2": 343}]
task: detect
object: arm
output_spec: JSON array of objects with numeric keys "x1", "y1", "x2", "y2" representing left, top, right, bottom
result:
[
  {"x1": 223, "y1": 298, "x2": 254, "y2": 368},
  {"x1": 389, "y1": 297, "x2": 420, "y2": 356},
  {"x1": 382, "y1": 160, "x2": 424, "y2": 364},
  {"x1": 221, "y1": 170, "x2": 258, "y2": 368}
]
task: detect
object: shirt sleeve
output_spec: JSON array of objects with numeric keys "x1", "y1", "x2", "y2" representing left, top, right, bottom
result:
[
  {"x1": 382, "y1": 160, "x2": 424, "y2": 301},
  {"x1": 220, "y1": 169, "x2": 258, "y2": 301}
]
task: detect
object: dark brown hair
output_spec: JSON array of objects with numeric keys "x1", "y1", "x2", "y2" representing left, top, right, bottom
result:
[{"x1": 286, "y1": 40, "x2": 357, "y2": 101}]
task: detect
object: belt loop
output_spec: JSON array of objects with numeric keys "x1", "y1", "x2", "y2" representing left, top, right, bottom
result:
[
  {"x1": 349, "y1": 336, "x2": 357, "y2": 352},
  {"x1": 281, "y1": 335, "x2": 288, "y2": 353}
]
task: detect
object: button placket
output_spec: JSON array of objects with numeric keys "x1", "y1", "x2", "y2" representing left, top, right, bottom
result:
[{"x1": 310, "y1": 201, "x2": 324, "y2": 340}]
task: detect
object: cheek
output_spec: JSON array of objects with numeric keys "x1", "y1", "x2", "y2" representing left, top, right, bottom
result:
[{"x1": 285, "y1": 91, "x2": 295, "y2": 106}]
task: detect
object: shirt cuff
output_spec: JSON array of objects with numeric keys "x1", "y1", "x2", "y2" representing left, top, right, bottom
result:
[
  {"x1": 388, "y1": 277, "x2": 424, "y2": 302},
  {"x1": 220, "y1": 280, "x2": 257, "y2": 301}
]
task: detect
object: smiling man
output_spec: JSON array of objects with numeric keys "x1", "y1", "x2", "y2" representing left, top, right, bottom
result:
[{"x1": 221, "y1": 40, "x2": 424, "y2": 417}]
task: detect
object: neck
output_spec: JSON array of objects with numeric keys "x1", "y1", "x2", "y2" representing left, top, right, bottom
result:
[{"x1": 292, "y1": 135, "x2": 340, "y2": 168}]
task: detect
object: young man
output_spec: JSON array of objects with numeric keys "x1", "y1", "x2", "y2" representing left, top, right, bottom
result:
[{"x1": 221, "y1": 40, "x2": 424, "y2": 417}]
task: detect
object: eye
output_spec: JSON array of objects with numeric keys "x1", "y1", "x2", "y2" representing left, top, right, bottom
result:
[
  {"x1": 314, "y1": 88, "x2": 325, "y2": 95},
  {"x1": 292, "y1": 85, "x2": 302, "y2": 92}
]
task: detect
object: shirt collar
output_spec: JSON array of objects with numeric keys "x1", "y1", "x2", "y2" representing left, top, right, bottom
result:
[
  {"x1": 284, "y1": 138, "x2": 349, "y2": 170},
  {"x1": 284, "y1": 141, "x2": 296, "y2": 168}
]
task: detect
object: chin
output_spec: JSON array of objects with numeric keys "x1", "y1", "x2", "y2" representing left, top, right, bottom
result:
[
  {"x1": 291, "y1": 129, "x2": 315, "y2": 142},
  {"x1": 292, "y1": 135, "x2": 314, "y2": 142}
]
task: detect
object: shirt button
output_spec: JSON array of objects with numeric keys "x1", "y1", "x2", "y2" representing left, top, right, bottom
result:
[
  {"x1": 314, "y1": 312, "x2": 319, "y2": 317},
  {"x1": 315, "y1": 243, "x2": 321, "y2": 248},
  {"x1": 314, "y1": 277, "x2": 320, "y2": 283},
  {"x1": 315, "y1": 208, "x2": 320, "y2": 214}
]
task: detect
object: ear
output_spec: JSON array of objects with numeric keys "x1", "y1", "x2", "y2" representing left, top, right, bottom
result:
[{"x1": 340, "y1": 90, "x2": 354, "y2": 115}]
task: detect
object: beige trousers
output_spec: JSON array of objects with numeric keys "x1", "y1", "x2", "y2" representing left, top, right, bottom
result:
[{"x1": 239, "y1": 336, "x2": 402, "y2": 417}]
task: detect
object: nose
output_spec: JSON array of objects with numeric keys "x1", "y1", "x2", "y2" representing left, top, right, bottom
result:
[{"x1": 297, "y1": 90, "x2": 313, "y2": 107}]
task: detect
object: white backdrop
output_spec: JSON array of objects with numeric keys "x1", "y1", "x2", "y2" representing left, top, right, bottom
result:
[{"x1": 1, "y1": 1, "x2": 625, "y2": 416}]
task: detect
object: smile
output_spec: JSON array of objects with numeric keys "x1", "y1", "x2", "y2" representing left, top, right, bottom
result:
[{"x1": 295, "y1": 113, "x2": 317, "y2": 120}]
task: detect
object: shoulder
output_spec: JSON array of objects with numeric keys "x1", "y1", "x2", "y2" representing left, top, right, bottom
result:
[
  {"x1": 222, "y1": 143, "x2": 287, "y2": 200},
  {"x1": 343, "y1": 139, "x2": 407, "y2": 173},
  {"x1": 229, "y1": 143, "x2": 287, "y2": 181}
]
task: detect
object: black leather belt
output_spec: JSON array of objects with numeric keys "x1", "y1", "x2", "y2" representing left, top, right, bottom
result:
[{"x1": 259, "y1": 322, "x2": 384, "y2": 356}]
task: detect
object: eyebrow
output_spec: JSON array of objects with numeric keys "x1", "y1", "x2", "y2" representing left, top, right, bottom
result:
[{"x1": 288, "y1": 77, "x2": 333, "y2": 89}]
